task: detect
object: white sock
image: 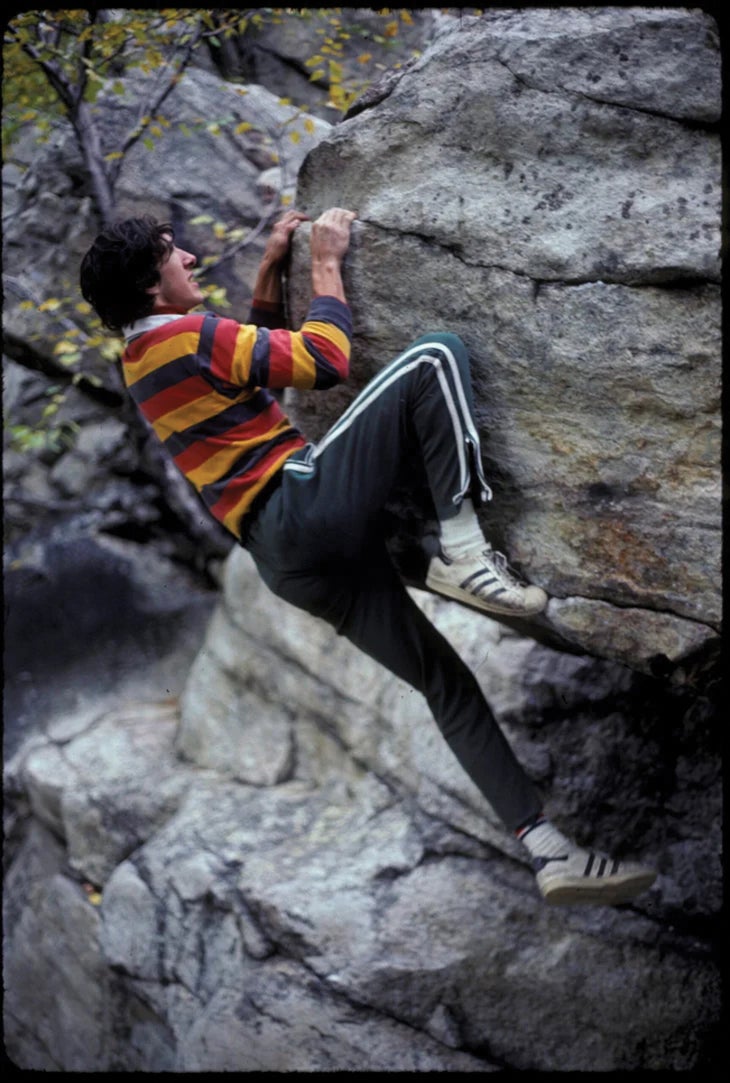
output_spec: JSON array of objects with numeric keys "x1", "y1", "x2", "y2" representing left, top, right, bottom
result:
[
  {"x1": 517, "y1": 818, "x2": 574, "y2": 859},
  {"x1": 438, "y1": 499, "x2": 486, "y2": 558}
]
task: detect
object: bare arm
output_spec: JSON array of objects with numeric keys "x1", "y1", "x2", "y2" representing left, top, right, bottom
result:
[
  {"x1": 310, "y1": 208, "x2": 356, "y2": 303},
  {"x1": 252, "y1": 209, "x2": 310, "y2": 306}
]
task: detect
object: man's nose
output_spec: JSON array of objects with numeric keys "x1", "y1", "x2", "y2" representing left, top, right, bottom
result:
[{"x1": 181, "y1": 248, "x2": 197, "y2": 268}]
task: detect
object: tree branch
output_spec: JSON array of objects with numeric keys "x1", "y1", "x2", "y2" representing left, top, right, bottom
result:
[
  {"x1": 3, "y1": 331, "x2": 124, "y2": 408},
  {"x1": 108, "y1": 18, "x2": 206, "y2": 184}
]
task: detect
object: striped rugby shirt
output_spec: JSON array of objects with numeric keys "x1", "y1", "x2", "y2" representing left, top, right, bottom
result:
[{"x1": 122, "y1": 294, "x2": 352, "y2": 539}]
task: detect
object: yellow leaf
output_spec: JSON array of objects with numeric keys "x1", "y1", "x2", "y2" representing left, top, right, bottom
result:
[
  {"x1": 54, "y1": 341, "x2": 74, "y2": 354},
  {"x1": 83, "y1": 882, "x2": 102, "y2": 905},
  {"x1": 357, "y1": 53, "x2": 372, "y2": 64},
  {"x1": 289, "y1": 130, "x2": 301, "y2": 143},
  {"x1": 235, "y1": 121, "x2": 253, "y2": 134},
  {"x1": 303, "y1": 117, "x2": 315, "y2": 134}
]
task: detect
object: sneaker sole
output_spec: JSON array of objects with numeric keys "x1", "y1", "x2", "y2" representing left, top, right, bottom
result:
[
  {"x1": 424, "y1": 575, "x2": 548, "y2": 617},
  {"x1": 539, "y1": 870, "x2": 657, "y2": 906}
]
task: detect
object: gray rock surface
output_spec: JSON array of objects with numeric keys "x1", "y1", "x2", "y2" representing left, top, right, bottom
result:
[
  {"x1": 3, "y1": 8, "x2": 722, "y2": 1074},
  {"x1": 288, "y1": 7, "x2": 721, "y2": 677},
  {"x1": 5, "y1": 545, "x2": 722, "y2": 1071},
  {"x1": 3, "y1": 530, "x2": 217, "y2": 760}
]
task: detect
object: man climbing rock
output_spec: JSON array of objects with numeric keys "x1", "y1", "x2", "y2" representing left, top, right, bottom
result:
[{"x1": 80, "y1": 207, "x2": 656, "y2": 905}]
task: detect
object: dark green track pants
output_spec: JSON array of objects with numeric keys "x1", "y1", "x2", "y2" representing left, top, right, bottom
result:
[{"x1": 243, "y1": 333, "x2": 542, "y2": 831}]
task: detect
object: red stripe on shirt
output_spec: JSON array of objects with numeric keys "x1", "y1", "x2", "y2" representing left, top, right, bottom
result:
[
  {"x1": 209, "y1": 445, "x2": 291, "y2": 523},
  {"x1": 208, "y1": 318, "x2": 240, "y2": 384},
  {"x1": 303, "y1": 330, "x2": 350, "y2": 377},
  {"x1": 172, "y1": 401, "x2": 287, "y2": 474},
  {"x1": 141, "y1": 374, "x2": 212, "y2": 422},
  {"x1": 267, "y1": 331, "x2": 295, "y2": 386}
]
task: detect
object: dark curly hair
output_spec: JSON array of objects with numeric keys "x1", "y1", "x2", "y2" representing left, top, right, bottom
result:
[{"x1": 79, "y1": 216, "x2": 175, "y2": 333}]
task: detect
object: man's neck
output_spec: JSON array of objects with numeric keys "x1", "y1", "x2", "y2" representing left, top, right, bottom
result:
[{"x1": 151, "y1": 304, "x2": 193, "y2": 316}]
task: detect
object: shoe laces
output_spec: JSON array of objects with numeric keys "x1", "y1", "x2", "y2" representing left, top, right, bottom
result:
[{"x1": 481, "y1": 544, "x2": 526, "y2": 590}]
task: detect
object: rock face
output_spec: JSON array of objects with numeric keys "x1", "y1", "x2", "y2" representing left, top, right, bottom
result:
[
  {"x1": 288, "y1": 6, "x2": 722, "y2": 677},
  {"x1": 4, "y1": 549, "x2": 722, "y2": 1071},
  {"x1": 3, "y1": 65, "x2": 329, "y2": 749},
  {"x1": 3, "y1": 62, "x2": 330, "y2": 558},
  {"x1": 3, "y1": 9, "x2": 722, "y2": 1074}
]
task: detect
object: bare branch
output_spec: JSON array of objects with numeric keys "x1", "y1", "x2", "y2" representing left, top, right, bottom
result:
[
  {"x1": 198, "y1": 202, "x2": 281, "y2": 280},
  {"x1": 108, "y1": 17, "x2": 206, "y2": 183}
]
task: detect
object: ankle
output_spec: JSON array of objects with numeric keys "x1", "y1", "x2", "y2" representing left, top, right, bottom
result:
[
  {"x1": 438, "y1": 499, "x2": 486, "y2": 557},
  {"x1": 517, "y1": 815, "x2": 573, "y2": 859}
]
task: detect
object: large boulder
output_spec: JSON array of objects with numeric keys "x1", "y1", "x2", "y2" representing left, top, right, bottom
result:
[
  {"x1": 3, "y1": 9, "x2": 722, "y2": 1074},
  {"x1": 287, "y1": 7, "x2": 721, "y2": 677}
]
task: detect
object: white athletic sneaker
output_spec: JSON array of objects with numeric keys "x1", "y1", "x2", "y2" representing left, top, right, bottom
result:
[
  {"x1": 426, "y1": 544, "x2": 548, "y2": 617},
  {"x1": 535, "y1": 848, "x2": 657, "y2": 906}
]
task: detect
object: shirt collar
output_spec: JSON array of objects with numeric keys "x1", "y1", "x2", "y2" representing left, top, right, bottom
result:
[{"x1": 122, "y1": 312, "x2": 189, "y2": 343}]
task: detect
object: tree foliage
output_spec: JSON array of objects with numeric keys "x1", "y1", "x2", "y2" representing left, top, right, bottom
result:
[
  {"x1": 4, "y1": 8, "x2": 424, "y2": 221},
  {"x1": 6, "y1": 9, "x2": 247, "y2": 224},
  {"x1": 1, "y1": 8, "x2": 429, "y2": 468}
]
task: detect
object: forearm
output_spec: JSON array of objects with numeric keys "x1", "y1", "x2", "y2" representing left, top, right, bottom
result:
[
  {"x1": 311, "y1": 255, "x2": 346, "y2": 303},
  {"x1": 309, "y1": 208, "x2": 354, "y2": 304},
  {"x1": 252, "y1": 255, "x2": 284, "y2": 306}
]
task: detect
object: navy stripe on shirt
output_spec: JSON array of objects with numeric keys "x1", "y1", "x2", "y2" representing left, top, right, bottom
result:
[{"x1": 162, "y1": 388, "x2": 278, "y2": 457}]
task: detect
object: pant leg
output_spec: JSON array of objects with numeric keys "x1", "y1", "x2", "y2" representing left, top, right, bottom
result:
[
  {"x1": 279, "y1": 333, "x2": 492, "y2": 563},
  {"x1": 246, "y1": 524, "x2": 542, "y2": 832},
  {"x1": 243, "y1": 331, "x2": 540, "y2": 829}
]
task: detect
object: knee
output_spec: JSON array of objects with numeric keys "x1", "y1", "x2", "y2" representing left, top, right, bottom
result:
[
  {"x1": 266, "y1": 568, "x2": 353, "y2": 632},
  {"x1": 412, "y1": 332, "x2": 468, "y2": 363}
]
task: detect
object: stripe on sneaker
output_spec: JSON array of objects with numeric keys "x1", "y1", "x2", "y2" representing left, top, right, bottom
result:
[
  {"x1": 460, "y1": 567, "x2": 497, "y2": 590},
  {"x1": 584, "y1": 853, "x2": 595, "y2": 876},
  {"x1": 459, "y1": 570, "x2": 507, "y2": 600}
]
